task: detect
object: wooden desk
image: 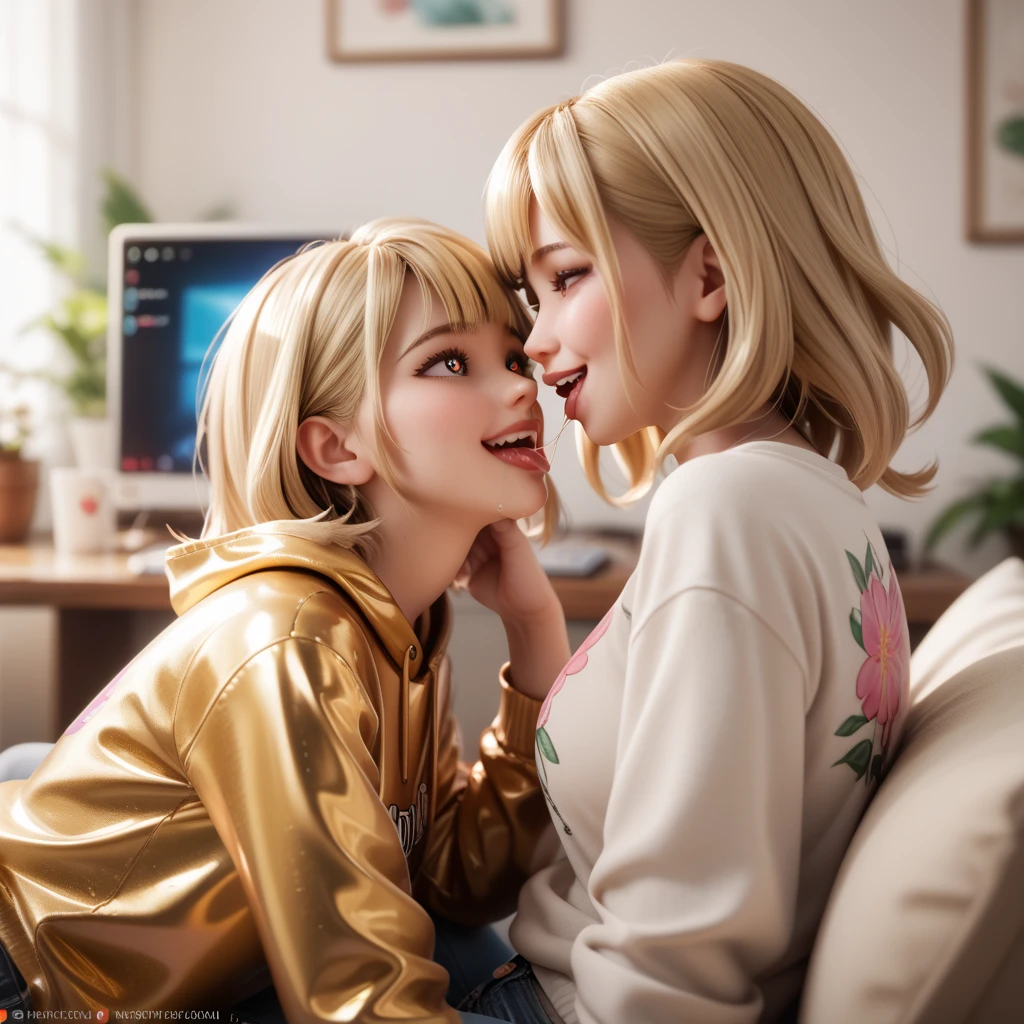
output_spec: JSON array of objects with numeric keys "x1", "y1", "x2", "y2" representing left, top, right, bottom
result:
[{"x1": 0, "y1": 536, "x2": 972, "y2": 738}]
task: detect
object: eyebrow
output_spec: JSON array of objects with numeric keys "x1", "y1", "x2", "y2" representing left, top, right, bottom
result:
[
  {"x1": 400, "y1": 323, "x2": 460, "y2": 360},
  {"x1": 400, "y1": 321, "x2": 528, "y2": 361},
  {"x1": 529, "y1": 242, "x2": 571, "y2": 264}
]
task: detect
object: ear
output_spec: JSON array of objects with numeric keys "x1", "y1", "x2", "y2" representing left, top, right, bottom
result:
[
  {"x1": 683, "y1": 235, "x2": 727, "y2": 324},
  {"x1": 296, "y1": 416, "x2": 375, "y2": 487}
]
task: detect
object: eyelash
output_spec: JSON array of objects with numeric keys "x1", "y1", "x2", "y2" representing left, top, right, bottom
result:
[
  {"x1": 416, "y1": 346, "x2": 471, "y2": 377},
  {"x1": 551, "y1": 267, "x2": 589, "y2": 296},
  {"x1": 415, "y1": 346, "x2": 534, "y2": 378}
]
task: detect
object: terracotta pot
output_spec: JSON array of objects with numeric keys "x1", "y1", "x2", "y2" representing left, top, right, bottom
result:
[{"x1": 0, "y1": 454, "x2": 40, "y2": 543}]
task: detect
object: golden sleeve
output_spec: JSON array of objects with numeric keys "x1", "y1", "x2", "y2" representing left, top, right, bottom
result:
[
  {"x1": 415, "y1": 661, "x2": 555, "y2": 927},
  {"x1": 180, "y1": 637, "x2": 459, "y2": 1024}
]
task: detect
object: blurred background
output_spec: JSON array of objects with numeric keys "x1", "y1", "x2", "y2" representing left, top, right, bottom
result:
[{"x1": 2, "y1": 0, "x2": 1023, "y2": 747}]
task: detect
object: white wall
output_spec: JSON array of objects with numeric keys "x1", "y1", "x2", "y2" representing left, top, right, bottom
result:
[
  {"x1": 3, "y1": 0, "x2": 1022, "y2": 744},
  {"x1": 127, "y1": 0, "x2": 1024, "y2": 576}
]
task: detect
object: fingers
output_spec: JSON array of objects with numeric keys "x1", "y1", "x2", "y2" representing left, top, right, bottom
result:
[{"x1": 489, "y1": 518, "x2": 528, "y2": 550}]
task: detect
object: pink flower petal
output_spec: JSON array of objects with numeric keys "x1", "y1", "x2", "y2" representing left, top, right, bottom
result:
[
  {"x1": 537, "y1": 605, "x2": 616, "y2": 728},
  {"x1": 860, "y1": 574, "x2": 887, "y2": 654},
  {"x1": 856, "y1": 657, "x2": 882, "y2": 720}
]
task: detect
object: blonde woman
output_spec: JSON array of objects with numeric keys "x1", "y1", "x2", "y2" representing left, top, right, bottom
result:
[
  {"x1": 0, "y1": 219, "x2": 570, "y2": 1024},
  {"x1": 461, "y1": 60, "x2": 955, "y2": 1024}
]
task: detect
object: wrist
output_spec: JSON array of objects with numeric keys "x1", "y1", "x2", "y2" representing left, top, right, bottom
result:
[
  {"x1": 502, "y1": 594, "x2": 564, "y2": 634},
  {"x1": 503, "y1": 603, "x2": 571, "y2": 703}
]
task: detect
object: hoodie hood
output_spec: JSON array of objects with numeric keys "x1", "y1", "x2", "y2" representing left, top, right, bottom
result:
[{"x1": 165, "y1": 525, "x2": 445, "y2": 672}]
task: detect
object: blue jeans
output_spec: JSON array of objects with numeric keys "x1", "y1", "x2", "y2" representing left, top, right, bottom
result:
[{"x1": 0, "y1": 743, "x2": 529, "y2": 1022}]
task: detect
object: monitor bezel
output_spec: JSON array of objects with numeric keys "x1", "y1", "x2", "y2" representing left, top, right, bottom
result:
[{"x1": 107, "y1": 223, "x2": 337, "y2": 511}]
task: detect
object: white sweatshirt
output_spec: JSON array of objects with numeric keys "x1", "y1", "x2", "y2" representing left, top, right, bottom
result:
[{"x1": 511, "y1": 441, "x2": 910, "y2": 1024}]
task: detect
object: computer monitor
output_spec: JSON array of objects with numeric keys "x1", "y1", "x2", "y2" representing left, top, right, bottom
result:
[{"x1": 107, "y1": 224, "x2": 337, "y2": 511}]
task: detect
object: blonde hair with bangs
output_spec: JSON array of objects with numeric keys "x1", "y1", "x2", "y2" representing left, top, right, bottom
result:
[
  {"x1": 486, "y1": 59, "x2": 954, "y2": 504},
  {"x1": 197, "y1": 217, "x2": 558, "y2": 553}
]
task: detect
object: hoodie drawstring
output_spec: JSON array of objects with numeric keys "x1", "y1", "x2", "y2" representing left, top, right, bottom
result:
[{"x1": 400, "y1": 644, "x2": 416, "y2": 784}]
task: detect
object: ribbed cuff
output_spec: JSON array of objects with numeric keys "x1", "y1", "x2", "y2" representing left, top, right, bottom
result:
[{"x1": 494, "y1": 662, "x2": 542, "y2": 758}]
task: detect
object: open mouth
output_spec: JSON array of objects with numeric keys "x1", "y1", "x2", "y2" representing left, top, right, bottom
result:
[
  {"x1": 554, "y1": 367, "x2": 586, "y2": 399},
  {"x1": 481, "y1": 427, "x2": 550, "y2": 473},
  {"x1": 482, "y1": 429, "x2": 538, "y2": 452}
]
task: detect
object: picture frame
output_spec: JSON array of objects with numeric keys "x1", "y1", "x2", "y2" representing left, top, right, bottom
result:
[
  {"x1": 326, "y1": 0, "x2": 564, "y2": 63},
  {"x1": 966, "y1": 0, "x2": 1024, "y2": 241}
]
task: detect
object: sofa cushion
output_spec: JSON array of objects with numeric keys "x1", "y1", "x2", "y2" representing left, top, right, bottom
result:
[
  {"x1": 799, "y1": 644, "x2": 1024, "y2": 1023},
  {"x1": 910, "y1": 556, "x2": 1024, "y2": 701}
]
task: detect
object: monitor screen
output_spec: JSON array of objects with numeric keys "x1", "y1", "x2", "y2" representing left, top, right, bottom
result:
[{"x1": 115, "y1": 234, "x2": 328, "y2": 476}]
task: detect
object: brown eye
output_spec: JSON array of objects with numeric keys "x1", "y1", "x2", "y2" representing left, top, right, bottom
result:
[
  {"x1": 445, "y1": 356, "x2": 465, "y2": 374},
  {"x1": 506, "y1": 352, "x2": 532, "y2": 376}
]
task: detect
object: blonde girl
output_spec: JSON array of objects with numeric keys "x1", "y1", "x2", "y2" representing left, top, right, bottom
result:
[
  {"x1": 0, "y1": 218, "x2": 570, "y2": 1024},
  {"x1": 465, "y1": 59, "x2": 955, "y2": 1024}
]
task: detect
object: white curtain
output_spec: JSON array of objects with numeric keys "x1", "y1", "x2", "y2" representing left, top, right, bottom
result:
[
  {"x1": 0, "y1": 0, "x2": 82, "y2": 466},
  {"x1": 0, "y1": 0, "x2": 132, "y2": 746}
]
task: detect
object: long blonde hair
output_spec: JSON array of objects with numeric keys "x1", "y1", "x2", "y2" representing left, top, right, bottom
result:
[
  {"x1": 486, "y1": 59, "x2": 954, "y2": 503},
  {"x1": 197, "y1": 217, "x2": 559, "y2": 553}
]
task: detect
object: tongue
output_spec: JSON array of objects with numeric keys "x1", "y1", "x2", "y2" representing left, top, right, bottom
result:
[
  {"x1": 514, "y1": 447, "x2": 551, "y2": 472},
  {"x1": 483, "y1": 443, "x2": 551, "y2": 473}
]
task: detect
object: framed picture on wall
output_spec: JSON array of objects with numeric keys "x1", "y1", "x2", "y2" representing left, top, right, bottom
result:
[
  {"x1": 967, "y1": 0, "x2": 1024, "y2": 241},
  {"x1": 326, "y1": 0, "x2": 564, "y2": 62}
]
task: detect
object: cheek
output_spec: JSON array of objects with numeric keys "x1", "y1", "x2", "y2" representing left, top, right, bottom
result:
[
  {"x1": 561, "y1": 283, "x2": 615, "y2": 362},
  {"x1": 384, "y1": 385, "x2": 486, "y2": 453},
  {"x1": 620, "y1": 270, "x2": 683, "y2": 379}
]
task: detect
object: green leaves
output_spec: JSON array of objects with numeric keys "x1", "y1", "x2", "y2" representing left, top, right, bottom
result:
[
  {"x1": 984, "y1": 365, "x2": 1024, "y2": 425},
  {"x1": 100, "y1": 167, "x2": 153, "y2": 234},
  {"x1": 924, "y1": 494, "x2": 987, "y2": 550},
  {"x1": 863, "y1": 542, "x2": 875, "y2": 583},
  {"x1": 835, "y1": 714, "x2": 869, "y2": 737},
  {"x1": 997, "y1": 116, "x2": 1024, "y2": 159},
  {"x1": 832, "y1": 738, "x2": 873, "y2": 780},
  {"x1": 925, "y1": 365, "x2": 1024, "y2": 553},
  {"x1": 846, "y1": 540, "x2": 878, "y2": 596},
  {"x1": 846, "y1": 550, "x2": 867, "y2": 592},
  {"x1": 974, "y1": 426, "x2": 1024, "y2": 459},
  {"x1": 536, "y1": 727, "x2": 559, "y2": 764},
  {"x1": 849, "y1": 608, "x2": 865, "y2": 651}
]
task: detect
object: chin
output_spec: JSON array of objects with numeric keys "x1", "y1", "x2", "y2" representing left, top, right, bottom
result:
[
  {"x1": 579, "y1": 420, "x2": 622, "y2": 448},
  {"x1": 493, "y1": 480, "x2": 547, "y2": 523}
]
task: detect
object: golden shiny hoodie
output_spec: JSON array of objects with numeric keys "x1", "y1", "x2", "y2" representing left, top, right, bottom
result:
[{"x1": 0, "y1": 527, "x2": 551, "y2": 1022}]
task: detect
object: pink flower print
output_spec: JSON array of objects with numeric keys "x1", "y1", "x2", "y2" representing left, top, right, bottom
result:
[
  {"x1": 855, "y1": 569, "x2": 906, "y2": 749},
  {"x1": 64, "y1": 662, "x2": 132, "y2": 736},
  {"x1": 538, "y1": 604, "x2": 615, "y2": 728}
]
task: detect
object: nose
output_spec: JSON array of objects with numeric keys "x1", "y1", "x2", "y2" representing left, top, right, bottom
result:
[
  {"x1": 505, "y1": 369, "x2": 538, "y2": 409},
  {"x1": 524, "y1": 312, "x2": 558, "y2": 367}
]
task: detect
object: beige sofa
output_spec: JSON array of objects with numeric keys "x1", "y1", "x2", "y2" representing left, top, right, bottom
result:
[{"x1": 800, "y1": 557, "x2": 1024, "y2": 1023}]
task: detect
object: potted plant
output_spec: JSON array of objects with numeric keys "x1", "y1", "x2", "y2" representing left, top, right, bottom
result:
[
  {"x1": 925, "y1": 365, "x2": 1024, "y2": 559},
  {"x1": 18, "y1": 169, "x2": 155, "y2": 470},
  {"x1": 18, "y1": 170, "x2": 232, "y2": 470},
  {"x1": 0, "y1": 401, "x2": 39, "y2": 543}
]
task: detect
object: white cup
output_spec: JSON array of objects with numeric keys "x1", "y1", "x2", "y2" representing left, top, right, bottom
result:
[{"x1": 50, "y1": 467, "x2": 117, "y2": 555}]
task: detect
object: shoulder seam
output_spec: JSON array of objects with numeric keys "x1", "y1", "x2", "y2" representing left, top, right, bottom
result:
[
  {"x1": 179, "y1": 636, "x2": 355, "y2": 771},
  {"x1": 632, "y1": 585, "x2": 808, "y2": 688}
]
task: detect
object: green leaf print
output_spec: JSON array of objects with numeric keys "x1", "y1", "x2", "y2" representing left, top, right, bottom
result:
[
  {"x1": 536, "y1": 727, "x2": 560, "y2": 764},
  {"x1": 849, "y1": 607, "x2": 865, "y2": 651},
  {"x1": 832, "y1": 738, "x2": 873, "y2": 779},
  {"x1": 845, "y1": 550, "x2": 867, "y2": 592},
  {"x1": 864, "y1": 542, "x2": 875, "y2": 583},
  {"x1": 835, "y1": 714, "x2": 870, "y2": 737}
]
